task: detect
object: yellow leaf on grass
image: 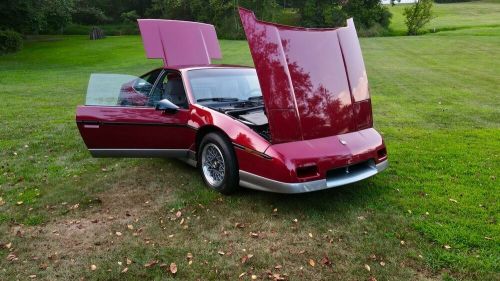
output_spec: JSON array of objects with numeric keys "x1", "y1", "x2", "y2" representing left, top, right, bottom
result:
[
  {"x1": 309, "y1": 259, "x2": 315, "y2": 267},
  {"x1": 170, "y1": 263, "x2": 177, "y2": 274}
]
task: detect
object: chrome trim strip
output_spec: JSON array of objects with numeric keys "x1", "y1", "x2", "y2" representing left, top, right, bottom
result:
[
  {"x1": 89, "y1": 149, "x2": 189, "y2": 158},
  {"x1": 239, "y1": 160, "x2": 388, "y2": 194}
]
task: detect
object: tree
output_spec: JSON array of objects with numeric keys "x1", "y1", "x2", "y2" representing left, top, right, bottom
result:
[
  {"x1": 0, "y1": 0, "x2": 74, "y2": 34},
  {"x1": 288, "y1": 0, "x2": 391, "y2": 30},
  {"x1": 403, "y1": 0, "x2": 434, "y2": 35}
]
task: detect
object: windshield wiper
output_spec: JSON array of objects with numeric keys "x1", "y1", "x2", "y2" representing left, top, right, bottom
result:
[{"x1": 197, "y1": 97, "x2": 240, "y2": 102}]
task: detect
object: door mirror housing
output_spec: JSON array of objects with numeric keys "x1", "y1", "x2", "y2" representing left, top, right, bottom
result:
[{"x1": 155, "y1": 99, "x2": 180, "y2": 113}]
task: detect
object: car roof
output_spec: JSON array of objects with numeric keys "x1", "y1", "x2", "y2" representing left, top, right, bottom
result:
[{"x1": 161, "y1": 64, "x2": 254, "y2": 71}]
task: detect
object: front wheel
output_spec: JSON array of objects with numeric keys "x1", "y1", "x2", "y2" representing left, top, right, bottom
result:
[{"x1": 198, "y1": 133, "x2": 239, "y2": 194}]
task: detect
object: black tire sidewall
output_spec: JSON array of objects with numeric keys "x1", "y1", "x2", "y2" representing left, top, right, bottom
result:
[{"x1": 198, "y1": 132, "x2": 239, "y2": 194}]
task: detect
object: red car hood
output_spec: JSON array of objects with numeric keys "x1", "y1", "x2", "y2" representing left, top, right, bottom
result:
[{"x1": 239, "y1": 8, "x2": 372, "y2": 144}]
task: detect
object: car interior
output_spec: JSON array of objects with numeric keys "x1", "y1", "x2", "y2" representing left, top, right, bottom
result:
[{"x1": 148, "y1": 71, "x2": 188, "y2": 108}]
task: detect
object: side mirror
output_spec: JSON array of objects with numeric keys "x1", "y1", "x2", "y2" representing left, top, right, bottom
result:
[{"x1": 155, "y1": 99, "x2": 179, "y2": 114}]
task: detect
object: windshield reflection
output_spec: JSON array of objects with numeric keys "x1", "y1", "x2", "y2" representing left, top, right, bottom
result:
[{"x1": 187, "y1": 69, "x2": 262, "y2": 103}]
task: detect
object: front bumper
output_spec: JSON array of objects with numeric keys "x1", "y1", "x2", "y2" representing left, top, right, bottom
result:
[{"x1": 239, "y1": 159, "x2": 388, "y2": 194}]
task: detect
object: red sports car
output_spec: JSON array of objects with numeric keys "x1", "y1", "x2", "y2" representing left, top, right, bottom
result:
[{"x1": 76, "y1": 8, "x2": 388, "y2": 194}]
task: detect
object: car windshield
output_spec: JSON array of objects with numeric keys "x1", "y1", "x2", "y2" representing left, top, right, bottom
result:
[{"x1": 187, "y1": 68, "x2": 262, "y2": 103}]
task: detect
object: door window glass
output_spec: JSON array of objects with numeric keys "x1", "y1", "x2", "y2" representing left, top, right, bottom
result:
[{"x1": 85, "y1": 70, "x2": 162, "y2": 107}]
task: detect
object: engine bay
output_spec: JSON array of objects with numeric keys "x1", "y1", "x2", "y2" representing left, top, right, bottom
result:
[{"x1": 206, "y1": 101, "x2": 271, "y2": 141}]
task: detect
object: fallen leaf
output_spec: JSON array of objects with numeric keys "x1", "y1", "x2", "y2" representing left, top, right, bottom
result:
[
  {"x1": 272, "y1": 273, "x2": 285, "y2": 280},
  {"x1": 170, "y1": 262, "x2": 177, "y2": 274},
  {"x1": 29, "y1": 275, "x2": 37, "y2": 279},
  {"x1": 188, "y1": 260, "x2": 193, "y2": 265},
  {"x1": 308, "y1": 233, "x2": 313, "y2": 238},
  {"x1": 144, "y1": 260, "x2": 159, "y2": 268},
  {"x1": 235, "y1": 223, "x2": 245, "y2": 228},
  {"x1": 320, "y1": 256, "x2": 331, "y2": 266},
  {"x1": 121, "y1": 267, "x2": 128, "y2": 273},
  {"x1": 115, "y1": 232, "x2": 122, "y2": 236},
  {"x1": 357, "y1": 216, "x2": 365, "y2": 220},
  {"x1": 274, "y1": 264, "x2": 282, "y2": 269},
  {"x1": 241, "y1": 254, "x2": 253, "y2": 264},
  {"x1": 251, "y1": 275, "x2": 258, "y2": 280},
  {"x1": 118, "y1": 261, "x2": 122, "y2": 266},
  {"x1": 16, "y1": 201, "x2": 23, "y2": 206},
  {"x1": 218, "y1": 250, "x2": 225, "y2": 256},
  {"x1": 175, "y1": 211, "x2": 182, "y2": 218},
  {"x1": 400, "y1": 240, "x2": 405, "y2": 245},
  {"x1": 449, "y1": 198, "x2": 458, "y2": 203},
  {"x1": 380, "y1": 261, "x2": 386, "y2": 266},
  {"x1": 308, "y1": 259, "x2": 315, "y2": 267},
  {"x1": 425, "y1": 212, "x2": 430, "y2": 216},
  {"x1": 273, "y1": 208, "x2": 278, "y2": 212},
  {"x1": 364, "y1": 264, "x2": 371, "y2": 272},
  {"x1": 250, "y1": 232, "x2": 259, "y2": 238},
  {"x1": 368, "y1": 277, "x2": 377, "y2": 281},
  {"x1": 127, "y1": 225, "x2": 134, "y2": 230},
  {"x1": 0, "y1": 197, "x2": 4, "y2": 206},
  {"x1": 90, "y1": 264, "x2": 97, "y2": 271},
  {"x1": 180, "y1": 218, "x2": 185, "y2": 225},
  {"x1": 6, "y1": 253, "x2": 18, "y2": 262},
  {"x1": 186, "y1": 253, "x2": 193, "y2": 260},
  {"x1": 239, "y1": 272, "x2": 246, "y2": 278},
  {"x1": 484, "y1": 237, "x2": 492, "y2": 240},
  {"x1": 444, "y1": 245, "x2": 452, "y2": 250},
  {"x1": 292, "y1": 218, "x2": 298, "y2": 223},
  {"x1": 126, "y1": 258, "x2": 132, "y2": 265}
]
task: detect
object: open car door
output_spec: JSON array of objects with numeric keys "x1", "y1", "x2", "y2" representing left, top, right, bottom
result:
[
  {"x1": 76, "y1": 71, "x2": 195, "y2": 157},
  {"x1": 239, "y1": 8, "x2": 373, "y2": 144}
]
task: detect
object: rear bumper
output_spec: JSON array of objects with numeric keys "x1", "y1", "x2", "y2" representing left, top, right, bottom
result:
[{"x1": 239, "y1": 159, "x2": 388, "y2": 194}]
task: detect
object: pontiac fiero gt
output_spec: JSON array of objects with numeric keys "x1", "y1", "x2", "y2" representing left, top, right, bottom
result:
[{"x1": 76, "y1": 8, "x2": 388, "y2": 194}]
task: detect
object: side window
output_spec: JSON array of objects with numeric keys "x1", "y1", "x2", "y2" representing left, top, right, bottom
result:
[
  {"x1": 116, "y1": 69, "x2": 162, "y2": 107},
  {"x1": 148, "y1": 71, "x2": 189, "y2": 109}
]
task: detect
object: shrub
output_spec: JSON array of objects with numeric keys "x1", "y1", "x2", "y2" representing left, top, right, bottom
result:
[
  {"x1": 0, "y1": 29, "x2": 23, "y2": 55},
  {"x1": 121, "y1": 10, "x2": 139, "y2": 23},
  {"x1": 404, "y1": 0, "x2": 434, "y2": 35}
]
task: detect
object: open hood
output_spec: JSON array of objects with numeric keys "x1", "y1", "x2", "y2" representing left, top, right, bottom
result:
[{"x1": 239, "y1": 8, "x2": 372, "y2": 144}]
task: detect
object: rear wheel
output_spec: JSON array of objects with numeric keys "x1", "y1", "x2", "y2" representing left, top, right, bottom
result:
[{"x1": 198, "y1": 132, "x2": 239, "y2": 194}]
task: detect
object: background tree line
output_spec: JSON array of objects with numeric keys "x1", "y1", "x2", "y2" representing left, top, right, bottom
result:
[{"x1": 0, "y1": 0, "x2": 393, "y2": 53}]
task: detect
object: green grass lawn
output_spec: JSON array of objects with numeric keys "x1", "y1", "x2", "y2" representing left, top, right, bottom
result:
[
  {"x1": 1, "y1": 8, "x2": 499, "y2": 281},
  {"x1": 388, "y1": 0, "x2": 500, "y2": 35}
]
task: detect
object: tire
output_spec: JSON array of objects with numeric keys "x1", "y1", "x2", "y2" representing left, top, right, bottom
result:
[{"x1": 198, "y1": 132, "x2": 239, "y2": 194}]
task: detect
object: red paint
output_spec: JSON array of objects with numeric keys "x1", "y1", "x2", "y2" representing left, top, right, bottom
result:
[
  {"x1": 76, "y1": 10, "x2": 387, "y2": 189},
  {"x1": 238, "y1": 8, "x2": 373, "y2": 143}
]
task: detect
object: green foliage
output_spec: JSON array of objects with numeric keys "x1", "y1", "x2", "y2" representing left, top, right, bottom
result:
[
  {"x1": 0, "y1": 0, "x2": 74, "y2": 34},
  {"x1": 121, "y1": 10, "x2": 140, "y2": 23},
  {"x1": 72, "y1": 7, "x2": 110, "y2": 25},
  {"x1": 291, "y1": 0, "x2": 392, "y2": 30},
  {"x1": 43, "y1": 0, "x2": 75, "y2": 32},
  {"x1": 0, "y1": 29, "x2": 23, "y2": 55},
  {"x1": 404, "y1": 0, "x2": 435, "y2": 35},
  {"x1": 147, "y1": 0, "x2": 281, "y2": 39}
]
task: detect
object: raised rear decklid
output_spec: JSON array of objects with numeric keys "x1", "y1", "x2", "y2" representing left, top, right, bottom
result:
[
  {"x1": 137, "y1": 19, "x2": 222, "y2": 66},
  {"x1": 239, "y1": 8, "x2": 372, "y2": 144}
]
